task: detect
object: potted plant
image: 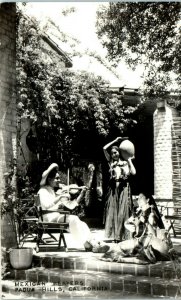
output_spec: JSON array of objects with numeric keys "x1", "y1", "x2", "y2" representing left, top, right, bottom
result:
[
  {"x1": 1, "y1": 161, "x2": 34, "y2": 270},
  {"x1": 1, "y1": 246, "x2": 10, "y2": 279}
]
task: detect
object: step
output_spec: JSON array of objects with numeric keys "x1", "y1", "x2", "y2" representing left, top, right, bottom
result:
[
  {"x1": 2, "y1": 269, "x2": 181, "y2": 299},
  {"x1": 5, "y1": 252, "x2": 181, "y2": 281},
  {"x1": 33, "y1": 253, "x2": 180, "y2": 280}
]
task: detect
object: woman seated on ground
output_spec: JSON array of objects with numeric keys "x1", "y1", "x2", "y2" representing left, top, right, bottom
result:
[
  {"x1": 38, "y1": 163, "x2": 96, "y2": 251},
  {"x1": 93, "y1": 192, "x2": 174, "y2": 264}
]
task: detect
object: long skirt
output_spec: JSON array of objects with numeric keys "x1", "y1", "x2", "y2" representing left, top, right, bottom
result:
[
  {"x1": 104, "y1": 181, "x2": 133, "y2": 241},
  {"x1": 43, "y1": 212, "x2": 91, "y2": 244},
  {"x1": 101, "y1": 231, "x2": 172, "y2": 264}
]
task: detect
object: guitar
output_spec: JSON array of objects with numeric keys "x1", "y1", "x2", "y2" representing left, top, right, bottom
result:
[{"x1": 125, "y1": 205, "x2": 157, "y2": 238}]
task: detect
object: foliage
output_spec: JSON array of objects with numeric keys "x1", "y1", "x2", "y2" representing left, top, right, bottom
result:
[
  {"x1": 1, "y1": 247, "x2": 10, "y2": 279},
  {"x1": 96, "y1": 3, "x2": 181, "y2": 100},
  {"x1": 1, "y1": 160, "x2": 37, "y2": 248},
  {"x1": 17, "y1": 172, "x2": 37, "y2": 199},
  {"x1": 1, "y1": 161, "x2": 19, "y2": 247},
  {"x1": 16, "y1": 10, "x2": 137, "y2": 167},
  {"x1": 61, "y1": 6, "x2": 77, "y2": 17}
]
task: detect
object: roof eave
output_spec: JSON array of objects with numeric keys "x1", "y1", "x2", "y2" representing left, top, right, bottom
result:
[{"x1": 41, "y1": 34, "x2": 73, "y2": 68}]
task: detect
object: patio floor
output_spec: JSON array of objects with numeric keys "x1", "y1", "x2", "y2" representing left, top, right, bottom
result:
[
  {"x1": 23, "y1": 228, "x2": 181, "y2": 255},
  {"x1": 2, "y1": 229, "x2": 181, "y2": 299}
]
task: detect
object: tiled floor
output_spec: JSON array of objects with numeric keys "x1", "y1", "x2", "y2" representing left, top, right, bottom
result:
[
  {"x1": 2, "y1": 230, "x2": 181, "y2": 299},
  {"x1": 22, "y1": 228, "x2": 107, "y2": 254},
  {"x1": 22, "y1": 229, "x2": 181, "y2": 256}
]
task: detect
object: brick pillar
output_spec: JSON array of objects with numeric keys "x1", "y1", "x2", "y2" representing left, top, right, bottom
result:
[
  {"x1": 153, "y1": 101, "x2": 173, "y2": 199},
  {"x1": 172, "y1": 115, "x2": 181, "y2": 202},
  {"x1": 0, "y1": 3, "x2": 17, "y2": 248}
]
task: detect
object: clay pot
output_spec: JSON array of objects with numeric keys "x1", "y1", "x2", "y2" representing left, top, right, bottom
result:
[
  {"x1": 151, "y1": 237, "x2": 169, "y2": 256},
  {"x1": 119, "y1": 140, "x2": 135, "y2": 160},
  {"x1": 9, "y1": 248, "x2": 33, "y2": 270}
]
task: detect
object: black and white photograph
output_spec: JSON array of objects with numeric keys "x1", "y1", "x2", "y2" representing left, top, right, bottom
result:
[{"x1": 0, "y1": 2, "x2": 181, "y2": 299}]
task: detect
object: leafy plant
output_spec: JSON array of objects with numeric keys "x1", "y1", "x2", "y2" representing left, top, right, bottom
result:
[
  {"x1": 1, "y1": 160, "x2": 37, "y2": 248},
  {"x1": 16, "y1": 8, "x2": 138, "y2": 168},
  {"x1": 1, "y1": 247, "x2": 10, "y2": 279},
  {"x1": 96, "y1": 3, "x2": 181, "y2": 102},
  {"x1": 1, "y1": 160, "x2": 19, "y2": 247}
]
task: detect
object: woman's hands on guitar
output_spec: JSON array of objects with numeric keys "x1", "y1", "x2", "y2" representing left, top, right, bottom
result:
[{"x1": 124, "y1": 216, "x2": 136, "y2": 233}]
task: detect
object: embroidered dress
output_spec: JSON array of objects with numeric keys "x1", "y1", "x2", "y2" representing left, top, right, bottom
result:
[
  {"x1": 104, "y1": 159, "x2": 133, "y2": 241},
  {"x1": 101, "y1": 205, "x2": 172, "y2": 264}
]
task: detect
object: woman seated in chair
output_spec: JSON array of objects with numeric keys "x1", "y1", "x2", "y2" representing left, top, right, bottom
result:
[
  {"x1": 38, "y1": 163, "x2": 96, "y2": 251},
  {"x1": 93, "y1": 192, "x2": 174, "y2": 264}
]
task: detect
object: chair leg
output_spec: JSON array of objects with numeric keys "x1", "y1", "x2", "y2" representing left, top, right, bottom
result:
[
  {"x1": 58, "y1": 233, "x2": 62, "y2": 249},
  {"x1": 35, "y1": 244, "x2": 39, "y2": 253},
  {"x1": 58, "y1": 231, "x2": 67, "y2": 250},
  {"x1": 20, "y1": 223, "x2": 36, "y2": 243},
  {"x1": 19, "y1": 232, "x2": 31, "y2": 243},
  {"x1": 48, "y1": 233, "x2": 57, "y2": 241},
  {"x1": 61, "y1": 231, "x2": 67, "y2": 249},
  {"x1": 170, "y1": 221, "x2": 176, "y2": 237},
  {"x1": 36, "y1": 227, "x2": 45, "y2": 250}
]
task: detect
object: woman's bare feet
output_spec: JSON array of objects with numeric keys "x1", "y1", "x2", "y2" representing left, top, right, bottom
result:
[
  {"x1": 84, "y1": 241, "x2": 93, "y2": 251},
  {"x1": 92, "y1": 242, "x2": 110, "y2": 253}
]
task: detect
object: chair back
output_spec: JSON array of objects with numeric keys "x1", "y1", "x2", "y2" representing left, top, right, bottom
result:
[
  {"x1": 20, "y1": 197, "x2": 38, "y2": 218},
  {"x1": 18, "y1": 197, "x2": 39, "y2": 241},
  {"x1": 34, "y1": 194, "x2": 44, "y2": 221}
]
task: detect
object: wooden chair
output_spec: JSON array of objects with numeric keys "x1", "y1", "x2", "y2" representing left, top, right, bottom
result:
[
  {"x1": 34, "y1": 195, "x2": 70, "y2": 252},
  {"x1": 164, "y1": 206, "x2": 181, "y2": 237},
  {"x1": 18, "y1": 198, "x2": 39, "y2": 247},
  {"x1": 155, "y1": 198, "x2": 181, "y2": 237}
]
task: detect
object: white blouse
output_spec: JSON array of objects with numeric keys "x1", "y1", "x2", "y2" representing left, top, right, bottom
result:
[{"x1": 38, "y1": 185, "x2": 79, "y2": 222}]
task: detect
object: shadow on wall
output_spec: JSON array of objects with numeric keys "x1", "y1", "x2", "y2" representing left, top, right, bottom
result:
[{"x1": 128, "y1": 115, "x2": 154, "y2": 196}]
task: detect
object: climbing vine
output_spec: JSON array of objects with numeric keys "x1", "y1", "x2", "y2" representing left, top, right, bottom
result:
[{"x1": 16, "y1": 9, "x2": 137, "y2": 168}]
